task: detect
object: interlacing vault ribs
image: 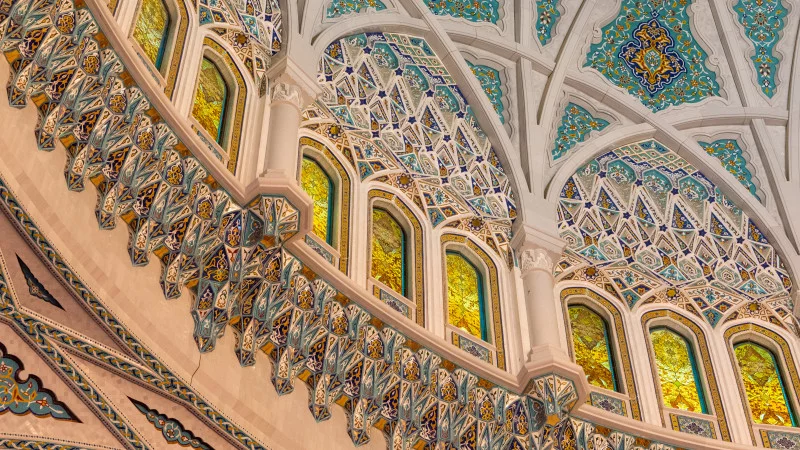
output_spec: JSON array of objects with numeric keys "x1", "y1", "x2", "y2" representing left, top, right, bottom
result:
[{"x1": 0, "y1": 0, "x2": 692, "y2": 447}]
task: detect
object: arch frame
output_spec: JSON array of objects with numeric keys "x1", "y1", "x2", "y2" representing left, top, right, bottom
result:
[
  {"x1": 723, "y1": 321, "x2": 800, "y2": 445},
  {"x1": 367, "y1": 188, "x2": 425, "y2": 326},
  {"x1": 641, "y1": 308, "x2": 730, "y2": 441},
  {"x1": 299, "y1": 135, "x2": 352, "y2": 274},
  {"x1": 440, "y1": 232, "x2": 506, "y2": 370},
  {"x1": 560, "y1": 285, "x2": 641, "y2": 420}
]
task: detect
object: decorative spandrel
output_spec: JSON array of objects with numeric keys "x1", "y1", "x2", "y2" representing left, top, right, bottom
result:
[
  {"x1": 552, "y1": 103, "x2": 609, "y2": 161},
  {"x1": 447, "y1": 252, "x2": 486, "y2": 341},
  {"x1": 536, "y1": 0, "x2": 560, "y2": 45},
  {"x1": 300, "y1": 157, "x2": 334, "y2": 244},
  {"x1": 467, "y1": 61, "x2": 504, "y2": 124},
  {"x1": 568, "y1": 305, "x2": 617, "y2": 391},
  {"x1": 326, "y1": 0, "x2": 386, "y2": 18},
  {"x1": 371, "y1": 208, "x2": 406, "y2": 295},
  {"x1": 132, "y1": 0, "x2": 169, "y2": 69},
  {"x1": 192, "y1": 58, "x2": 228, "y2": 143},
  {"x1": 423, "y1": 0, "x2": 499, "y2": 23},
  {"x1": 735, "y1": 342, "x2": 796, "y2": 427},
  {"x1": 699, "y1": 139, "x2": 759, "y2": 200},
  {"x1": 585, "y1": 1, "x2": 719, "y2": 112},
  {"x1": 650, "y1": 328, "x2": 707, "y2": 413}
]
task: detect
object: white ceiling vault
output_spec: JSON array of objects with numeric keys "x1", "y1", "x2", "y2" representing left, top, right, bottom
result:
[{"x1": 276, "y1": 1, "x2": 800, "y2": 293}]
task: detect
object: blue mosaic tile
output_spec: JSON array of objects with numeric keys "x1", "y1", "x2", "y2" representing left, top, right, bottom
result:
[
  {"x1": 552, "y1": 103, "x2": 609, "y2": 161},
  {"x1": 585, "y1": 1, "x2": 720, "y2": 112},
  {"x1": 589, "y1": 391, "x2": 626, "y2": 416},
  {"x1": 672, "y1": 414, "x2": 716, "y2": 439},
  {"x1": 453, "y1": 333, "x2": 492, "y2": 363},
  {"x1": 763, "y1": 429, "x2": 800, "y2": 449},
  {"x1": 733, "y1": 0, "x2": 788, "y2": 97}
]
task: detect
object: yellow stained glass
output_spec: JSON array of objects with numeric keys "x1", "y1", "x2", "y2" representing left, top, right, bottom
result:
[
  {"x1": 735, "y1": 342, "x2": 796, "y2": 427},
  {"x1": 300, "y1": 157, "x2": 333, "y2": 243},
  {"x1": 446, "y1": 253, "x2": 485, "y2": 341},
  {"x1": 132, "y1": 0, "x2": 169, "y2": 68},
  {"x1": 371, "y1": 209, "x2": 405, "y2": 295},
  {"x1": 192, "y1": 58, "x2": 227, "y2": 143},
  {"x1": 569, "y1": 306, "x2": 617, "y2": 391},
  {"x1": 650, "y1": 328, "x2": 706, "y2": 413}
]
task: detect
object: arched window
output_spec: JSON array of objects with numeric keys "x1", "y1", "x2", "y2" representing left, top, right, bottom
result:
[
  {"x1": 734, "y1": 342, "x2": 797, "y2": 427},
  {"x1": 446, "y1": 252, "x2": 487, "y2": 341},
  {"x1": 192, "y1": 57, "x2": 228, "y2": 144},
  {"x1": 371, "y1": 208, "x2": 406, "y2": 296},
  {"x1": 568, "y1": 305, "x2": 617, "y2": 391},
  {"x1": 650, "y1": 327, "x2": 707, "y2": 414},
  {"x1": 300, "y1": 156, "x2": 334, "y2": 245},
  {"x1": 132, "y1": 0, "x2": 170, "y2": 70}
]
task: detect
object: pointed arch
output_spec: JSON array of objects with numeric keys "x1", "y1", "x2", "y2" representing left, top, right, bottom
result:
[
  {"x1": 191, "y1": 38, "x2": 248, "y2": 174},
  {"x1": 724, "y1": 322, "x2": 800, "y2": 446},
  {"x1": 642, "y1": 309, "x2": 729, "y2": 441},
  {"x1": 367, "y1": 189, "x2": 424, "y2": 325},
  {"x1": 300, "y1": 136, "x2": 352, "y2": 274},
  {"x1": 560, "y1": 286, "x2": 640, "y2": 419},
  {"x1": 441, "y1": 233, "x2": 505, "y2": 369}
]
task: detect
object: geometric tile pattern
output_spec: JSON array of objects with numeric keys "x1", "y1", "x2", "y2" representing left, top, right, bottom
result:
[
  {"x1": 467, "y1": 61, "x2": 505, "y2": 124},
  {"x1": 552, "y1": 103, "x2": 609, "y2": 162},
  {"x1": 0, "y1": 341, "x2": 76, "y2": 421},
  {"x1": 733, "y1": 0, "x2": 788, "y2": 98},
  {"x1": 558, "y1": 140, "x2": 793, "y2": 328},
  {"x1": 699, "y1": 139, "x2": 759, "y2": 200},
  {"x1": 199, "y1": 0, "x2": 282, "y2": 55},
  {"x1": 535, "y1": 0, "x2": 560, "y2": 45},
  {"x1": 671, "y1": 413, "x2": 717, "y2": 439},
  {"x1": 308, "y1": 32, "x2": 517, "y2": 264},
  {"x1": 585, "y1": 1, "x2": 720, "y2": 112},
  {"x1": 130, "y1": 398, "x2": 211, "y2": 449},
  {"x1": 423, "y1": 0, "x2": 500, "y2": 23},
  {"x1": 589, "y1": 391, "x2": 626, "y2": 416},
  {"x1": 325, "y1": 0, "x2": 386, "y2": 18}
]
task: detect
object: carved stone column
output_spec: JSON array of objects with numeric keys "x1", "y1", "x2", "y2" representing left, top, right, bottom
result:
[
  {"x1": 262, "y1": 81, "x2": 304, "y2": 180},
  {"x1": 512, "y1": 222, "x2": 589, "y2": 422}
]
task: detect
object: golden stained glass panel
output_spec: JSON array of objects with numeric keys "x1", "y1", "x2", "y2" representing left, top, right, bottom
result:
[
  {"x1": 192, "y1": 58, "x2": 227, "y2": 143},
  {"x1": 446, "y1": 252, "x2": 485, "y2": 340},
  {"x1": 300, "y1": 157, "x2": 333, "y2": 243},
  {"x1": 650, "y1": 328, "x2": 706, "y2": 413},
  {"x1": 569, "y1": 306, "x2": 617, "y2": 391},
  {"x1": 735, "y1": 342, "x2": 796, "y2": 427},
  {"x1": 371, "y1": 209, "x2": 405, "y2": 295},
  {"x1": 132, "y1": 0, "x2": 169, "y2": 68}
]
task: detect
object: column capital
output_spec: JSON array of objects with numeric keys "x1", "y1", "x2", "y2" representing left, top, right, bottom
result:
[
  {"x1": 511, "y1": 223, "x2": 565, "y2": 275},
  {"x1": 266, "y1": 53, "x2": 322, "y2": 110}
]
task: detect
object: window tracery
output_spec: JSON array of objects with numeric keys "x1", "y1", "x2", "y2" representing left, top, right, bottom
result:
[{"x1": 650, "y1": 327, "x2": 707, "y2": 414}]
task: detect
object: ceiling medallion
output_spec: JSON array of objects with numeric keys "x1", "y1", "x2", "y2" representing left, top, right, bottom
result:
[{"x1": 619, "y1": 17, "x2": 686, "y2": 96}]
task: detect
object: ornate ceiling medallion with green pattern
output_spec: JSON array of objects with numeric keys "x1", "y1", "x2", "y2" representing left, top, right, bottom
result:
[{"x1": 586, "y1": 3, "x2": 720, "y2": 112}]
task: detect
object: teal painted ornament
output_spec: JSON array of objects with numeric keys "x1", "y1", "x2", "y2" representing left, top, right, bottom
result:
[
  {"x1": 536, "y1": 0, "x2": 560, "y2": 45},
  {"x1": 699, "y1": 139, "x2": 759, "y2": 200},
  {"x1": 424, "y1": 0, "x2": 499, "y2": 23},
  {"x1": 326, "y1": 0, "x2": 386, "y2": 18},
  {"x1": 585, "y1": 3, "x2": 720, "y2": 112},
  {"x1": 733, "y1": 0, "x2": 788, "y2": 98},
  {"x1": 552, "y1": 103, "x2": 609, "y2": 161},
  {"x1": 467, "y1": 61, "x2": 505, "y2": 123}
]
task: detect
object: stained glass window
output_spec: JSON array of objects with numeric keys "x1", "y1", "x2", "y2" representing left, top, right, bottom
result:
[
  {"x1": 650, "y1": 328, "x2": 707, "y2": 413},
  {"x1": 132, "y1": 0, "x2": 170, "y2": 69},
  {"x1": 300, "y1": 157, "x2": 334, "y2": 244},
  {"x1": 446, "y1": 252, "x2": 487, "y2": 341},
  {"x1": 371, "y1": 208, "x2": 406, "y2": 295},
  {"x1": 568, "y1": 305, "x2": 617, "y2": 391},
  {"x1": 735, "y1": 342, "x2": 796, "y2": 427},
  {"x1": 192, "y1": 57, "x2": 228, "y2": 143}
]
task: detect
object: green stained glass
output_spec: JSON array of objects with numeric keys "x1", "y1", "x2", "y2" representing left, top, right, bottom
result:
[
  {"x1": 192, "y1": 58, "x2": 228, "y2": 143},
  {"x1": 132, "y1": 0, "x2": 169, "y2": 69},
  {"x1": 371, "y1": 208, "x2": 406, "y2": 295},
  {"x1": 569, "y1": 306, "x2": 617, "y2": 391},
  {"x1": 446, "y1": 252, "x2": 486, "y2": 341},
  {"x1": 300, "y1": 157, "x2": 334, "y2": 244},
  {"x1": 650, "y1": 328, "x2": 707, "y2": 413},
  {"x1": 735, "y1": 342, "x2": 796, "y2": 427}
]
